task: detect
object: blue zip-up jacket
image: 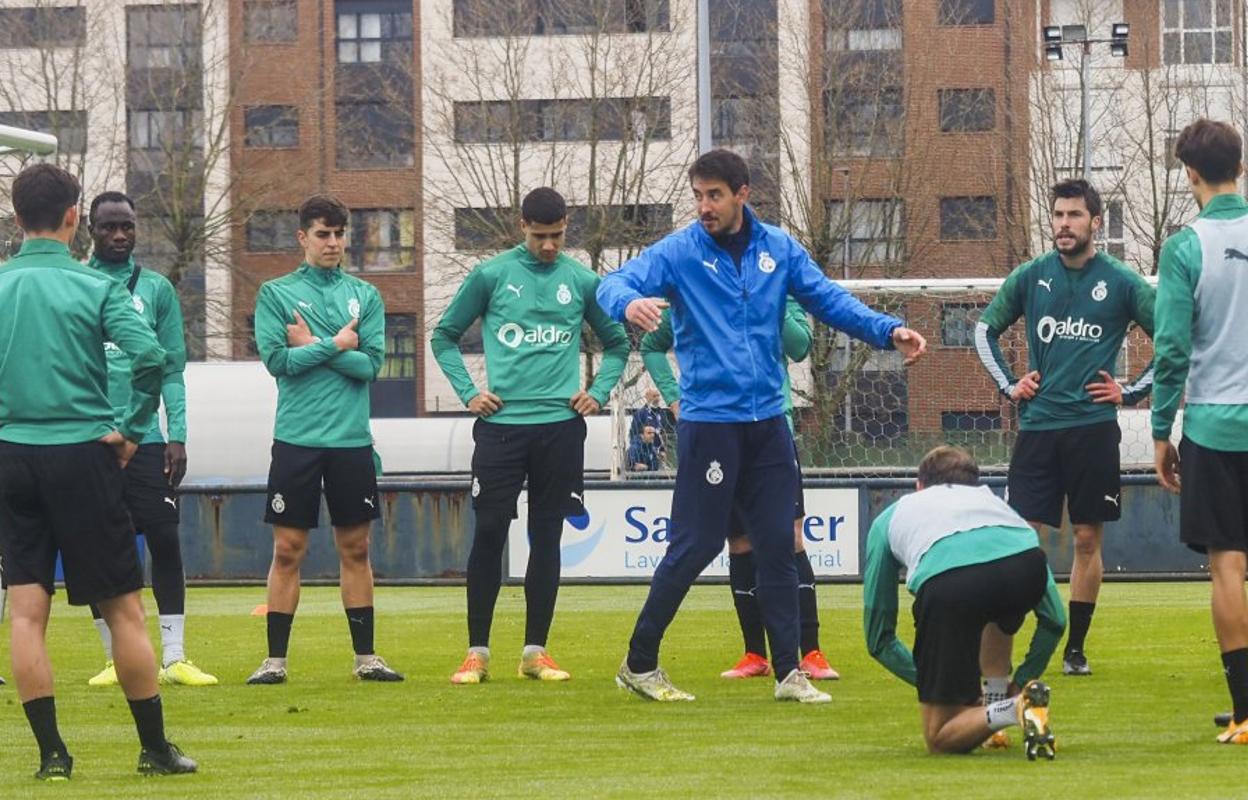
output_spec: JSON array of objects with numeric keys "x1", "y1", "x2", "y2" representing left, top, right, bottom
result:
[{"x1": 597, "y1": 207, "x2": 902, "y2": 422}]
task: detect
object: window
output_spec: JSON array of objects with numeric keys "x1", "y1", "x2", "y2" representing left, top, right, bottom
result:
[
  {"x1": 823, "y1": 0, "x2": 902, "y2": 51},
  {"x1": 244, "y1": 105, "x2": 299, "y2": 148},
  {"x1": 1163, "y1": 0, "x2": 1232, "y2": 65},
  {"x1": 454, "y1": 207, "x2": 515, "y2": 251},
  {"x1": 940, "y1": 196, "x2": 997, "y2": 240},
  {"x1": 345, "y1": 209, "x2": 416, "y2": 272},
  {"x1": 826, "y1": 199, "x2": 904, "y2": 264},
  {"x1": 940, "y1": 302, "x2": 986, "y2": 346},
  {"x1": 0, "y1": 110, "x2": 87, "y2": 154},
  {"x1": 128, "y1": 5, "x2": 202, "y2": 70},
  {"x1": 826, "y1": 86, "x2": 903, "y2": 156},
  {"x1": 712, "y1": 96, "x2": 768, "y2": 142},
  {"x1": 941, "y1": 411, "x2": 1002, "y2": 431},
  {"x1": 454, "y1": 97, "x2": 671, "y2": 144},
  {"x1": 128, "y1": 109, "x2": 203, "y2": 152},
  {"x1": 336, "y1": 1, "x2": 411, "y2": 64},
  {"x1": 335, "y1": 101, "x2": 413, "y2": 168},
  {"x1": 1097, "y1": 199, "x2": 1125, "y2": 261},
  {"x1": 244, "y1": 0, "x2": 298, "y2": 43},
  {"x1": 0, "y1": 6, "x2": 85, "y2": 48},
  {"x1": 938, "y1": 0, "x2": 993, "y2": 25},
  {"x1": 371, "y1": 314, "x2": 418, "y2": 417},
  {"x1": 938, "y1": 88, "x2": 995, "y2": 132},
  {"x1": 245, "y1": 210, "x2": 300, "y2": 252},
  {"x1": 452, "y1": 0, "x2": 670, "y2": 37},
  {"x1": 565, "y1": 204, "x2": 672, "y2": 249}
]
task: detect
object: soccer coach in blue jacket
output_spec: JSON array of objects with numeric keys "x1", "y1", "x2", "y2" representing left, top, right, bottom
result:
[{"x1": 600, "y1": 149, "x2": 927, "y2": 704}]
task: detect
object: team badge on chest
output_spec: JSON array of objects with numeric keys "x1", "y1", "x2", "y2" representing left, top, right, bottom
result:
[
  {"x1": 132, "y1": 295, "x2": 145, "y2": 313},
  {"x1": 348, "y1": 297, "x2": 361, "y2": 318},
  {"x1": 1091, "y1": 280, "x2": 1107, "y2": 302},
  {"x1": 758, "y1": 252, "x2": 776, "y2": 274},
  {"x1": 556, "y1": 283, "x2": 572, "y2": 305}
]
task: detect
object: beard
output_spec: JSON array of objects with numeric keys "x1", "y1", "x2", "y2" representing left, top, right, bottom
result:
[{"x1": 1053, "y1": 230, "x2": 1092, "y2": 257}]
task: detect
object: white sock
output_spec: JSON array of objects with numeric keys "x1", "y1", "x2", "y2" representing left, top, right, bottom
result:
[
  {"x1": 354, "y1": 653, "x2": 376, "y2": 668},
  {"x1": 266, "y1": 657, "x2": 288, "y2": 669},
  {"x1": 159, "y1": 614, "x2": 186, "y2": 667},
  {"x1": 522, "y1": 645, "x2": 545, "y2": 659},
  {"x1": 982, "y1": 676, "x2": 1010, "y2": 704},
  {"x1": 469, "y1": 646, "x2": 490, "y2": 660},
  {"x1": 93, "y1": 618, "x2": 113, "y2": 661},
  {"x1": 986, "y1": 697, "x2": 1019, "y2": 731}
]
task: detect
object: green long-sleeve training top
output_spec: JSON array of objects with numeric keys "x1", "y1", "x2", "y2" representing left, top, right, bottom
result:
[
  {"x1": 0, "y1": 239, "x2": 164, "y2": 444},
  {"x1": 254, "y1": 263, "x2": 384, "y2": 448},
  {"x1": 431, "y1": 245, "x2": 629, "y2": 425}
]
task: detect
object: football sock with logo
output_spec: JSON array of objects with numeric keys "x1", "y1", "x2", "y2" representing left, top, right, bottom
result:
[
  {"x1": 127, "y1": 695, "x2": 167, "y2": 753},
  {"x1": 146, "y1": 523, "x2": 186, "y2": 616},
  {"x1": 467, "y1": 510, "x2": 511, "y2": 648},
  {"x1": 1065, "y1": 601, "x2": 1095, "y2": 655},
  {"x1": 1221, "y1": 649, "x2": 1248, "y2": 724},
  {"x1": 158, "y1": 615, "x2": 186, "y2": 666},
  {"x1": 23, "y1": 697, "x2": 68, "y2": 760},
  {"x1": 267, "y1": 611, "x2": 294, "y2": 659},
  {"x1": 985, "y1": 697, "x2": 1019, "y2": 731},
  {"x1": 982, "y1": 676, "x2": 1010, "y2": 704},
  {"x1": 728, "y1": 551, "x2": 767, "y2": 656},
  {"x1": 794, "y1": 551, "x2": 821, "y2": 655},
  {"x1": 523, "y1": 515, "x2": 563, "y2": 648},
  {"x1": 345, "y1": 606, "x2": 375, "y2": 656}
]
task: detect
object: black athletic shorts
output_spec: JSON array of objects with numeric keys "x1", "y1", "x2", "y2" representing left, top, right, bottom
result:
[
  {"x1": 1179, "y1": 437, "x2": 1248, "y2": 555},
  {"x1": 0, "y1": 441, "x2": 143, "y2": 606},
  {"x1": 470, "y1": 416, "x2": 586, "y2": 519},
  {"x1": 1007, "y1": 420, "x2": 1121, "y2": 527},
  {"x1": 912, "y1": 548, "x2": 1049, "y2": 705},
  {"x1": 264, "y1": 441, "x2": 380, "y2": 529},
  {"x1": 123, "y1": 443, "x2": 180, "y2": 529}
]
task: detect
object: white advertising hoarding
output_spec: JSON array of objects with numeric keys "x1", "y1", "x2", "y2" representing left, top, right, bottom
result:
[{"x1": 507, "y1": 487, "x2": 859, "y2": 579}]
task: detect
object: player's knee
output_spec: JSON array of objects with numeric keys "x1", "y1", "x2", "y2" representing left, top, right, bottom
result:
[
  {"x1": 338, "y1": 536, "x2": 371, "y2": 566},
  {"x1": 272, "y1": 538, "x2": 307, "y2": 570},
  {"x1": 1072, "y1": 534, "x2": 1101, "y2": 558}
]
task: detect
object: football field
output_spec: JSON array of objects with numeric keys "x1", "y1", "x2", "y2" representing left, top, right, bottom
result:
[{"x1": 0, "y1": 582, "x2": 1242, "y2": 798}]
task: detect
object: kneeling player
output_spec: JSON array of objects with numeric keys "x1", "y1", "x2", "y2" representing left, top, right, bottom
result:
[{"x1": 863, "y1": 446, "x2": 1066, "y2": 757}]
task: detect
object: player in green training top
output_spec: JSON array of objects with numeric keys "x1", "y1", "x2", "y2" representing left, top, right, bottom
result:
[
  {"x1": 247, "y1": 194, "x2": 402, "y2": 686},
  {"x1": 863, "y1": 446, "x2": 1064, "y2": 758},
  {"x1": 82, "y1": 191, "x2": 217, "y2": 690},
  {"x1": 1152, "y1": 119, "x2": 1248, "y2": 745},
  {"x1": 975, "y1": 178, "x2": 1155, "y2": 678},
  {"x1": 0, "y1": 164, "x2": 196, "y2": 779},
  {"x1": 641, "y1": 297, "x2": 841, "y2": 681},
  {"x1": 433, "y1": 187, "x2": 629, "y2": 685}
]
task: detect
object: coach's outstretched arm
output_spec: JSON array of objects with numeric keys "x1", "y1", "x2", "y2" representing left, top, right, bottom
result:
[
  {"x1": 255, "y1": 284, "x2": 341, "y2": 378},
  {"x1": 104, "y1": 279, "x2": 166, "y2": 442},
  {"x1": 1014, "y1": 574, "x2": 1066, "y2": 687},
  {"x1": 596, "y1": 238, "x2": 675, "y2": 328},
  {"x1": 862, "y1": 506, "x2": 918, "y2": 686}
]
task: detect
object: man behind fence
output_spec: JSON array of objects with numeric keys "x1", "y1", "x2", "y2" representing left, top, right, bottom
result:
[{"x1": 0, "y1": 164, "x2": 196, "y2": 780}]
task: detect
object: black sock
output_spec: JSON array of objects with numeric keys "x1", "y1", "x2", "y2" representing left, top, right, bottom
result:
[
  {"x1": 22, "y1": 697, "x2": 67, "y2": 760},
  {"x1": 146, "y1": 523, "x2": 186, "y2": 615},
  {"x1": 1065, "y1": 601, "x2": 1096, "y2": 655},
  {"x1": 267, "y1": 611, "x2": 294, "y2": 659},
  {"x1": 524, "y1": 516, "x2": 563, "y2": 647},
  {"x1": 345, "y1": 606, "x2": 375, "y2": 656},
  {"x1": 466, "y1": 510, "x2": 510, "y2": 648},
  {"x1": 728, "y1": 551, "x2": 767, "y2": 656},
  {"x1": 1222, "y1": 648, "x2": 1248, "y2": 724},
  {"x1": 127, "y1": 695, "x2": 167, "y2": 753},
  {"x1": 795, "y1": 551, "x2": 821, "y2": 655},
  {"x1": 89, "y1": 603, "x2": 102, "y2": 621}
]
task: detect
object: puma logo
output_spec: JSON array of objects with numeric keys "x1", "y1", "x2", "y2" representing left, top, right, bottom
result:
[
  {"x1": 163, "y1": 497, "x2": 177, "y2": 508},
  {"x1": 570, "y1": 492, "x2": 583, "y2": 504},
  {"x1": 1037, "y1": 278, "x2": 1053, "y2": 291},
  {"x1": 731, "y1": 588, "x2": 757, "y2": 597},
  {"x1": 702, "y1": 259, "x2": 719, "y2": 273},
  {"x1": 506, "y1": 283, "x2": 523, "y2": 297},
  {"x1": 348, "y1": 616, "x2": 366, "y2": 625},
  {"x1": 1225, "y1": 248, "x2": 1248, "y2": 263},
  {"x1": 160, "y1": 624, "x2": 173, "y2": 632},
  {"x1": 1104, "y1": 493, "x2": 1120, "y2": 508},
  {"x1": 364, "y1": 497, "x2": 375, "y2": 508}
]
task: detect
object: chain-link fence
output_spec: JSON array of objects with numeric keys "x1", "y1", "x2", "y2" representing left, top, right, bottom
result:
[{"x1": 610, "y1": 277, "x2": 1159, "y2": 478}]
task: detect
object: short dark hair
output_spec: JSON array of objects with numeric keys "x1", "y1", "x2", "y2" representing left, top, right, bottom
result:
[
  {"x1": 520, "y1": 187, "x2": 567, "y2": 225},
  {"x1": 917, "y1": 445, "x2": 980, "y2": 487},
  {"x1": 88, "y1": 191, "x2": 135, "y2": 227},
  {"x1": 1175, "y1": 119, "x2": 1243, "y2": 185},
  {"x1": 688, "y1": 149, "x2": 750, "y2": 193},
  {"x1": 298, "y1": 194, "x2": 348, "y2": 231},
  {"x1": 1049, "y1": 178, "x2": 1102, "y2": 219},
  {"x1": 12, "y1": 163, "x2": 80, "y2": 233}
]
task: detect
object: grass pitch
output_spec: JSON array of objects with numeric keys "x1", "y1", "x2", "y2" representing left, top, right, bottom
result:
[{"x1": 0, "y1": 582, "x2": 1242, "y2": 798}]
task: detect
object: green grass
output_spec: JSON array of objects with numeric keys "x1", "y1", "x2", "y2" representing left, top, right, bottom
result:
[{"x1": 0, "y1": 582, "x2": 1242, "y2": 798}]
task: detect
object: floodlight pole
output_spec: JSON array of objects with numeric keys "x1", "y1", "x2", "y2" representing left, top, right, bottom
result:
[
  {"x1": 696, "y1": 0, "x2": 712, "y2": 154},
  {"x1": 1081, "y1": 40, "x2": 1092, "y2": 178}
]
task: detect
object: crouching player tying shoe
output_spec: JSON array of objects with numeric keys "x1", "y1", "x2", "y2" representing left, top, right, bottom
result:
[{"x1": 863, "y1": 446, "x2": 1066, "y2": 758}]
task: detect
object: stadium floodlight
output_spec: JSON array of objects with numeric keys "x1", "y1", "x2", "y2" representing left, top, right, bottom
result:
[
  {"x1": 1042, "y1": 26, "x2": 1062, "y2": 43},
  {"x1": 1045, "y1": 44, "x2": 1063, "y2": 61},
  {"x1": 1112, "y1": 22, "x2": 1129, "y2": 39},
  {"x1": 0, "y1": 123, "x2": 58, "y2": 157},
  {"x1": 1061, "y1": 24, "x2": 1087, "y2": 42},
  {"x1": 1110, "y1": 22, "x2": 1129, "y2": 57}
]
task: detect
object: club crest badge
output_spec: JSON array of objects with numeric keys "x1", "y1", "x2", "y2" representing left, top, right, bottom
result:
[
  {"x1": 705, "y1": 460, "x2": 724, "y2": 485},
  {"x1": 132, "y1": 295, "x2": 145, "y2": 313},
  {"x1": 348, "y1": 297, "x2": 361, "y2": 318},
  {"x1": 270, "y1": 493, "x2": 286, "y2": 514},
  {"x1": 1091, "y1": 280, "x2": 1107, "y2": 302},
  {"x1": 556, "y1": 283, "x2": 572, "y2": 305},
  {"x1": 758, "y1": 252, "x2": 777, "y2": 274}
]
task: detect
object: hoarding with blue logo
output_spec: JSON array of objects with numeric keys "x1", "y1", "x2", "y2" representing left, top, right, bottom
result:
[{"x1": 507, "y1": 487, "x2": 859, "y2": 579}]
